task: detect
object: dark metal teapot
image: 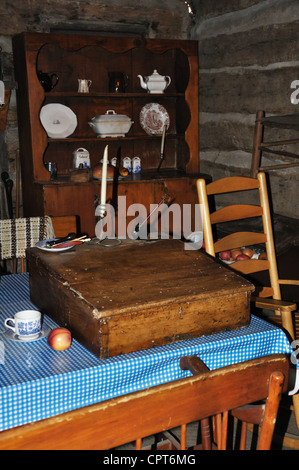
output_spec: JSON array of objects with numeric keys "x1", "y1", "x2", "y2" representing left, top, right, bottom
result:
[{"x1": 37, "y1": 70, "x2": 59, "y2": 92}]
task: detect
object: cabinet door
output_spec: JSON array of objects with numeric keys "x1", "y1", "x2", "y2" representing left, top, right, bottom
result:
[
  {"x1": 153, "y1": 178, "x2": 199, "y2": 238},
  {"x1": 43, "y1": 181, "x2": 157, "y2": 238},
  {"x1": 42, "y1": 178, "x2": 199, "y2": 238}
]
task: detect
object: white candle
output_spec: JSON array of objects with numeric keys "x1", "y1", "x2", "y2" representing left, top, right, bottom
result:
[
  {"x1": 161, "y1": 124, "x2": 166, "y2": 155},
  {"x1": 100, "y1": 145, "x2": 108, "y2": 216}
]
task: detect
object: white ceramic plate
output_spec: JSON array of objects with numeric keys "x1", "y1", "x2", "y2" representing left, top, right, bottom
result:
[
  {"x1": 40, "y1": 103, "x2": 77, "y2": 138},
  {"x1": 139, "y1": 103, "x2": 170, "y2": 135},
  {"x1": 36, "y1": 238, "x2": 75, "y2": 252}
]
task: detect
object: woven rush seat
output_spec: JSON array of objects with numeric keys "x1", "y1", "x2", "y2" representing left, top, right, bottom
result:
[{"x1": 0, "y1": 216, "x2": 55, "y2": 260}]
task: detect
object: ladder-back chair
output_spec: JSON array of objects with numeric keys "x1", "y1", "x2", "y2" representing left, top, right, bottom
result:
[
  {"x1": 251, "y1": 110, "x2": 299, "y2": 178},
  {"x1": 197, "y1": 172, "x2": 299, "y2": 433},
  {"x1": 0, "y1": 215, "x2": 78, "y2": 273},
  {"x1": 197, "y1": 172, "x2": 298, "y2": 340}
]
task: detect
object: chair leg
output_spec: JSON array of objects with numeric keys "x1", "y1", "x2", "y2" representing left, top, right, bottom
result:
[
  {"x1": 180, "y1": 424, "x2": 187, "y2": 450},
  {"x1": 200, "y1": 418, "x2": 211, "y2": 450},
  {"x1": 12, "y1": 259, "x2": 17, "y2": 273},
  {"x1": 221, "y1": 411, "x2": 228, "y2": 450},
  {"x1": 215, "y1": 414, "x2": 222, "y2": 449},
  {"x1": 257, "y1": 371, "x2": 284, "y2": 450},
  {"x1": 292, "y1": 394, "x2": 299, "y2": 429},
  {"x1": 135, "y1": 438, "x2": 142, "y2": 450},
  {"x1": 240, "y1": 421, "x2": 247, "y2": 450},
  {"x1": 215, "y1": 413, "x2": 228, "y2": 450},
  {"x1": 280, "y1": 309, "x2": 295, "y2": 341}
]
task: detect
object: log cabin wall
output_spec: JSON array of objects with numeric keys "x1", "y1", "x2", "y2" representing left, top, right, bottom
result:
[
  {"x1": 191, "y1": 0, "x2": 299, "y2": 219},
  {"x1": 0, "y1": 0, "x2": 299, "y2": 220}
]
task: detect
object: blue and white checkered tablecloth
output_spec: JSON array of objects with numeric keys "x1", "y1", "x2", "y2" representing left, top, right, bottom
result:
[{"x1": 0, "y1": 273, "x2": 296, "y2": 432}]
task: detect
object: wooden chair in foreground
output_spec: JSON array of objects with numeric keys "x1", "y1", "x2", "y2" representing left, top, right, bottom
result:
[
  {"x1": 197, "y1": 172, "x2": 299, "y2": 434},
  {"x1": 0, "y1": 354, "x2": 288, "y2": 450},
  {"x1": 0, "y1": 215, "x2": 78, "y2": 273},
  {"x1": 179, "y1": 355, "x2": 287, "y2": 450}
]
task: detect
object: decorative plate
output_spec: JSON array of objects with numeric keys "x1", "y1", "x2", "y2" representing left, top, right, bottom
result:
[
  {"x1": 40, "y1": 103, "x2": 77, "y2": 138},
  {"x1": 139, "y1": 103, "x2": 170, "y2": 135}
]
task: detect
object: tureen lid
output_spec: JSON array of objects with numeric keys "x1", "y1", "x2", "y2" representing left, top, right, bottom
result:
[{"x1": 91, "y1": 110, "x2": 131, "y2": 122}]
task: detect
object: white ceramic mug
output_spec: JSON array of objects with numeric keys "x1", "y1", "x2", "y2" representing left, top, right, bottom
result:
[
  {"x1": 78, "y1": 79, "x2": 92, "y2": 93},
  {"x1": 4, "y1": 310, "x2": 41, "y2": 340}
]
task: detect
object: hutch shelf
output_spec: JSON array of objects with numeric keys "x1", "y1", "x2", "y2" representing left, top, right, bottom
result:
[{"x1": 13, "y1": 32, "x2": 203, "y2": 237}]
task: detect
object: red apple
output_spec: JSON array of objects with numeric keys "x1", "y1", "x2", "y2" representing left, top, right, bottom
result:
[
  {"x1": 231, "y1": 248, "x2": 243, "y2": 260},
  {"x1": 236, "y1": 254, "x2": 250, "y2": 261},
  {"x1": 242, "y1": 247, "x2": 254, "y2": 258},
  {"x1": 219, "y1": 250, "x2": 231, "y2": 261},
  {"x1": 48, "y1": 328, "x2": 72, "y2": 351}
]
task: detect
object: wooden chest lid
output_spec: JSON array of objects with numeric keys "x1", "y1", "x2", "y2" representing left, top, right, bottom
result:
[{"x1": 27, "y1": 239, "x2": 254, "y2": 318}]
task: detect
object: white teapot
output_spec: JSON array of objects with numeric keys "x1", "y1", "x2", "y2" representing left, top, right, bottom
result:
[{"x1": 137, "y1": 70, "x2": 171, "y2": 94}]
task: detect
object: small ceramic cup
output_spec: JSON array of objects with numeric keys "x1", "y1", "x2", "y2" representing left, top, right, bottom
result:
[
  {"x1": 78, "y1": 79, "x2": 92, "y2": 93},
  {"x1": 4, "y1": 310, "x2": 41, "y2": 340}
]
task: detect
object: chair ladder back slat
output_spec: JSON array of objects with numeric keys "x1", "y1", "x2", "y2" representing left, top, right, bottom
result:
[
  {"x1": 230, "y1": 258, "x2": 270, "y2": 275},
  {"x1": 214, "y1": 232, "x2": 267, "y2": 253},
  {"x1": 210, "y1": 204, "x2": 263, "y2": 224},
  {"x1": 206, "y1": 176, "x2": 260, "y2": 195}
]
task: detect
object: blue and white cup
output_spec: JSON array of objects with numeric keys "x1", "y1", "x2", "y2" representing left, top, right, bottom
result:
[{"x1": 4, "y1": 310, "x2": 41, "y2": 340}]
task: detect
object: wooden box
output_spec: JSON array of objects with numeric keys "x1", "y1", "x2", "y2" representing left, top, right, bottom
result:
[
  {"x1": 27, "y1": 239, "x2": 254, "y2": 358},
  {"x1": 69, "y1": 168, "x2": 92, "y2": 182}
]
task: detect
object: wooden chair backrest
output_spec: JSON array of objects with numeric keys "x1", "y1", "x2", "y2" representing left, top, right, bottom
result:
[
  {"x1": 51, "y1": 215, "x2": 78, "y2": 237},
  {"x1": 0, "y1": 354, "x2": 288, "y2": 450},
  {"x1": 197, "y1": 172, "x2": 281, "y2": 300},
  {"x1": 0, "y1": 215, "x2": 78, "y2": 273}
]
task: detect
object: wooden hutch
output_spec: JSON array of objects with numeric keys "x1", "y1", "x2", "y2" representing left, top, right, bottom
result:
[{"x1": 12, "y1": 32, "x2": 202, "y2": 237}]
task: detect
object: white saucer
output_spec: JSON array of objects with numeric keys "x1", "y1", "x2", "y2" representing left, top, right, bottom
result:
[
  {"x1": 36, "y1": 239, "x2": 75, "y2": 252},
  {"x1": 4, "y1": 326, "x2": 51, "y2": 342}
]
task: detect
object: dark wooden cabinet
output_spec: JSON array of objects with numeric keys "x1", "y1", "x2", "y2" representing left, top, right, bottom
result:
[{"x1": 13, "y1": 32, "x2": 202, "y2": 236}]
